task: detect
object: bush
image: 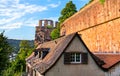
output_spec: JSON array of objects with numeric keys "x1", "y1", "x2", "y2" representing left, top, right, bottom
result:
[
  {"x1": 47, "y1": 25, "x2": 53, "y2": 29},
  {"x1": 50, "y1": 29, "x2": 60, "y2": 40}
]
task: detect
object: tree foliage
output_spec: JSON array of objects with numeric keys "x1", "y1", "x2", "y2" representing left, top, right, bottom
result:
[
  {"x1": 99, "y1": 0, "x2": 105, "y2": 4},
  {"x1": 51, "y1": 1, "x2": 77, "y2": 40},
  {"x1": 46, "y1": 25, "x2": 54, "y2": 29},
  {"x1": 59, "y1": 1, "x2": 77, "y2": 24},
  {"x1": 50, "y1": 23, "x2": 61, "y2": 40},
  {"x1": 50, "y1": 28, "x2": 60, "y2": 40},
  {"x1": 0, "y1": 31, "x2": 12, "y2": 75},
  {"x1": 16, "y1": 40, "x2": 33, "y2": 71},
  {"x1": 3, "y1": 40, "x2": 34, "y2": 76}
]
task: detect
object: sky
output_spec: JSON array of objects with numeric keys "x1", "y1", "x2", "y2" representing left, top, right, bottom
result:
[{"x1": 0, "y1": 0, "x2": 89, "y2": 40}]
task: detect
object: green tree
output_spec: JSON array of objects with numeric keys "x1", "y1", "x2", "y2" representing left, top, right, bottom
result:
[
  {"x1": 16, "y1": 40, "x2": 34, "y2": 72},
  {"x1": 50, "y1": 23, "x2": 61, "y2": 40},
  {"x1": 50, "y1": 28, "x2": 60, "y2": 40},
  {"x1": 46, "y1": 25, "x2": 54, "y2": 29},
  {"x1": 0, "y1": 31, "x2": 12, "y2": 75},
  {"x1": 99, "y1": 0, "x2": 105, "y2": 4},
  {"x1": 51, "y1": 1, "x2": 77, "y2": 40},
  {"x1": 3, "y1": 40, "x2": 34, "y2": 76},
  {"x1": 59, "y1": 1, "x2": 77, "y2": 24}
]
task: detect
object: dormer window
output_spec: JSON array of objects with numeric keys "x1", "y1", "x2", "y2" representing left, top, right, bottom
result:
[
  {"x1": 41, "y1": 50, "x2": 49, "y2": 59},
  {"x1": 34, "y1": 48, "x2": 50, "y2": 59},
  {"x1": 34, "y1": 50, "x2": 38, "y2": 56},
  {"x1": 64, "y1": 52, "x2": 88, "y2": 64},
  {"x1": 41, "y1": 48, "x2": 50, "y2": 59}
]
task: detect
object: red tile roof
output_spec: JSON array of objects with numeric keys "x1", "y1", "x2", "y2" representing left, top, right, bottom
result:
[{"x1": 95, "y1": 54, "x2": 120, "y2": 69}]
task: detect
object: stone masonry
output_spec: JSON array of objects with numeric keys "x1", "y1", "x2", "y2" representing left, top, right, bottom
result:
[
  {"x1": 60, "y1": 0, "x2": 120, "y2": 53},
  {"x1": 35, "y1": 19, "x2": 57, "y2": 46}
]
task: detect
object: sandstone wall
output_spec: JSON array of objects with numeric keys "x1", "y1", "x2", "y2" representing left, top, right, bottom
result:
[{"x1": 61, "y1": 0, "x2": 120, "y2": 53}]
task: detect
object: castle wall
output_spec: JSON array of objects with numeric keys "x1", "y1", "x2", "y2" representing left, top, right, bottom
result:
[{"x1": 61, "y1": 0, "x2": 120, "y2": 53}]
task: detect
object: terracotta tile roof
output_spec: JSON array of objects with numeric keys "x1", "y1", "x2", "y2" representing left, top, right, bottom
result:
[{"x1": 95, "y1": 54, "x2": 120, "y2": 69}]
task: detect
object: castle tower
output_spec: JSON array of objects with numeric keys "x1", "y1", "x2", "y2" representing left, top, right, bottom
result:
[{"x1": 35, "y1": 19, "x2": 57, "y2": 46}]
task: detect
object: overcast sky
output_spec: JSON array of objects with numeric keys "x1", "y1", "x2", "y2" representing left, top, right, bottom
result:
[{"x1": 0, "y1": 0, "x2": 89, "y2": 40}]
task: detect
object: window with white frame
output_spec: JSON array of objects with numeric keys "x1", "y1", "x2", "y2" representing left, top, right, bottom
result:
[
  {"x1": 70, "y1": 53, "x2": 81, "y2": 63},
  {"x1": 64, "y1": 52, "x2": 88, "y2": 64}
]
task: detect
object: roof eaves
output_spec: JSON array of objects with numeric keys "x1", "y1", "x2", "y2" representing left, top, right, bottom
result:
[{"x1": 105, "y1": 61, "x2": 120, "y2": 71}]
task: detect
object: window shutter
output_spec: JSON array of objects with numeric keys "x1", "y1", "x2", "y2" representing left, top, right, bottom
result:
[
  {"x1": 81, "y1": 53, "x2": 88, "y2": 64},
  {"x1": 64, "y1": 52, "x2": 71, "y2": 64}
]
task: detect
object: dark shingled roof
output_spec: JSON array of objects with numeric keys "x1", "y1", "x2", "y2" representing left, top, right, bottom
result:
[
  {"x1": 26, "y1": 33, "x2": 120, "y2": 74},
  {"x1": 26, "y1": 33, "x2": 76, "y2": 74},
  {"x1": 33, "y1": 33, "x2": 75, "y2": 74}
]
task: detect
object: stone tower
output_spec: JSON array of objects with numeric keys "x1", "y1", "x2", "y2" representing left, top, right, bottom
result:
[{"x1": 35, "y1": 19, "x2": 57, "y2": 46}]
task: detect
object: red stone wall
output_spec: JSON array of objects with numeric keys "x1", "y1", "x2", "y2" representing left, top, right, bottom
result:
[{"x1": 61, "y1": 0, "x2": 120, "y2": 53}]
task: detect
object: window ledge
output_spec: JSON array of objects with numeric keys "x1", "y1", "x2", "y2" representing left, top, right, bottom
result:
[{"x1": 70, "y1": 62, "x2": 81, "y2": 64}]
